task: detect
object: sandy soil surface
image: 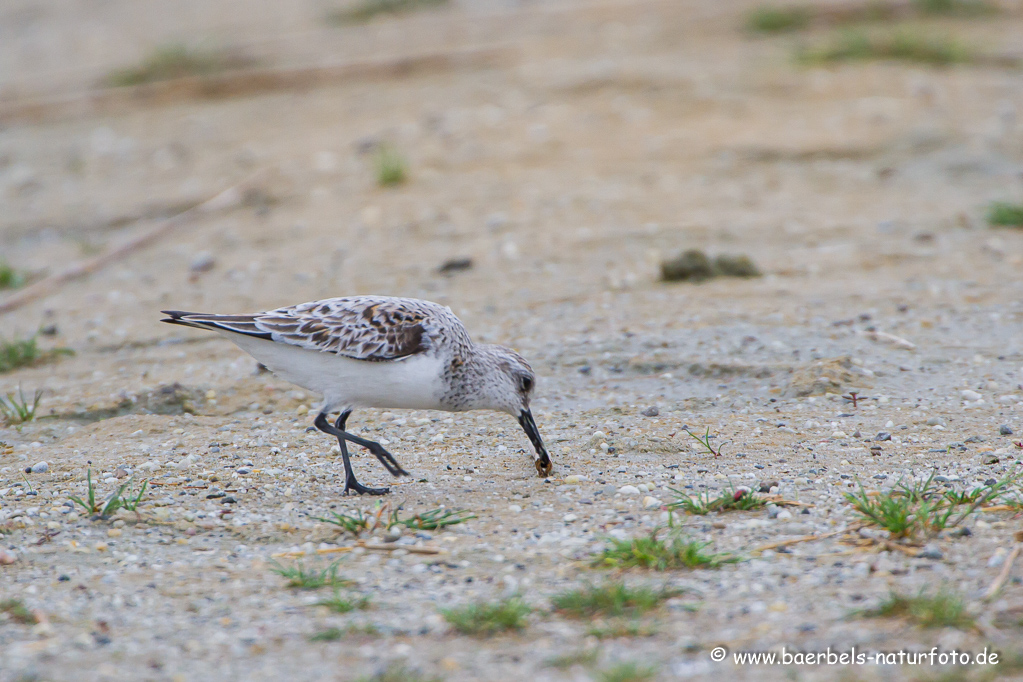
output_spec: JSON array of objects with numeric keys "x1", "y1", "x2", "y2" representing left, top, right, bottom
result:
[{"x1": 3, "y1": 0, "x2": 1023, "y2": 680}]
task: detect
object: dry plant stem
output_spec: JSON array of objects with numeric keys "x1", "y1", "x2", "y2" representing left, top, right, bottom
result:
[
  {"x1": 883, "y1": 541, "x2": 920, "y2": 557},
  {"x1": 0, "y1": 46, "x2": 513, "y2": 125},
  {"x1": 750, "y1": 527, "x2": 850, "y2": 555},
  {"x1": 983, "y1": 545, "x2": 1021, "y2": 601},
  {"x1": 271, "y1": 541, "x2": 444, "y2": 559},
  {"x1": 0, "y1": 171, "x2": 267, "y2": 316}
]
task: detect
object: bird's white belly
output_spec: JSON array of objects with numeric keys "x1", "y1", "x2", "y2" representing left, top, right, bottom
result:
[{"x1": 226, "y1": 334, "x2": 446, "y2": 412}]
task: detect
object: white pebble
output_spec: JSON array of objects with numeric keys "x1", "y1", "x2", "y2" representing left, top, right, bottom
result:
[
  {"x1": 618, "y1": 485, "x2": 640, "y2": 495},
  {"x1": 961, "y1": 389, "x2": 983, "y2": 402},
  {"x1": 642, "y1": 496, "x2": 661, "y2": 509}
]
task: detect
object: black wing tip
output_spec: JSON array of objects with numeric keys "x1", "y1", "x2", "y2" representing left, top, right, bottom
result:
[{"x1": 160, "y1": 310, "x2": 199, "y2": 326}]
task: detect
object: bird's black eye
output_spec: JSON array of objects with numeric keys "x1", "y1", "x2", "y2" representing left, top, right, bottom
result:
[{"x1": 521, "y1": 376, "x2": 533, "y2": 392}]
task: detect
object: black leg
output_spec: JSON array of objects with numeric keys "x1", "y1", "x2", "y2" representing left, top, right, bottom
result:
[
  {"x1": 314, "y1": 412, "x2": 389, "y2": 495},
  {"x1": 338, "y1": 426, "x2": 409, "y2": 478}
]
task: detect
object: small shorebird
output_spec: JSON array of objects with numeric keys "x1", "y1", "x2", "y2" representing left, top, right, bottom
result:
[{"x1": 161, "y1": 296, "x2": 552, "y2": 495}]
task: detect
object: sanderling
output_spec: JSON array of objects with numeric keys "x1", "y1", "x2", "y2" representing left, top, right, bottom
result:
[{"x1": 161, "y1": 296, "x2": 551, "y2": 495}]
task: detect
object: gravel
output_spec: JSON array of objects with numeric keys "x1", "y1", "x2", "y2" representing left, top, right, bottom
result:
[{"x1": 3, "y1": 3, "x2": 1023, "y2": 680}]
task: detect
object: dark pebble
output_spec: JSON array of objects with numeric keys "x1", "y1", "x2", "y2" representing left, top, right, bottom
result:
[
  {"x1": 876, "y1": 432, "x2": 892, "y2": 441},
  {"x1": 438, "y1": 258, "x2": 473, "y2": 275},
  {"x1": 984, "y1": 478, "x2": 997, "y2": 486},
  {"x1": 206, "y1": 492, "x2": 226, "y2": 499},
  {"x1": 758, "y1": 481, "x2": 778, "y2": 493},
  {"x1": 58, "y1": 574, "x2": 70, "y2": 582},
  {"x1": 641, "y1": 406, "x2": 660, "y2": 417},
  {"x1": 965, "y1": 435, "x2": 984, "y2": 443},
  {"x1": 222, "y1": 496, "x2": 238, "y2": 504},
  {"x1": 1000, "y1": 424, "x2": 1014, "y2": 435}
]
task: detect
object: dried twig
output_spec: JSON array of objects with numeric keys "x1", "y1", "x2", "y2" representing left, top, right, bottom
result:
[
  {"x1": 0, "y1": 46, "x2": 512, "y2": 125},
  {"x1": 750, "y1": 527, "x2": 848, "y2": 555},
  {"x1": 0, "y1": 171, "x2": 267, "y2": 316},
  {"x1": 984, "y1": 545, "x2": 1022, "y2": 602},
  {"x1": 883, "y1": 541, "x2": 920, "y2": 557},
  {"x1": 270, "y1": 541, "x2": 444, "y2": 559}
]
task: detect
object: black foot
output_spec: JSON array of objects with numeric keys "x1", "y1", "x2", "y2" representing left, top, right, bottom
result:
[{"x1": 343, "y1": 479, "x2": 390, "y2": 496}]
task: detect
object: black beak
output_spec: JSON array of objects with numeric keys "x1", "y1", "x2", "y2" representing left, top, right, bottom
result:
[{"x1": 518, "y1": 409, "x2": 552, "y2": 477}]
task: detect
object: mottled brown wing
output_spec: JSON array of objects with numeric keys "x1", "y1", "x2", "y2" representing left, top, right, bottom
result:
[{"x1": 251, "y1": 297, "x2": 435, "y2": 361}]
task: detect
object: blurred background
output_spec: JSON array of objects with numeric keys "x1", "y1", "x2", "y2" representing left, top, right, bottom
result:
[{"x1": 1, "y1": 0, "x2": 1023, "y2": 400}]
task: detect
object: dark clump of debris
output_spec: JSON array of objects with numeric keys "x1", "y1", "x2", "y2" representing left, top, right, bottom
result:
[
  {"x1": 660, "y1": 249, "x2": 762, "y2": 282},
  {"x1": 438, "y1": 257, "x2": 473, "y2": 275}
]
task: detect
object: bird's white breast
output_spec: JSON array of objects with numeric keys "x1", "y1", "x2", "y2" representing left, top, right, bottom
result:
[{"x1": 225, "y1": 333, "x2": 446, "y2": 412}]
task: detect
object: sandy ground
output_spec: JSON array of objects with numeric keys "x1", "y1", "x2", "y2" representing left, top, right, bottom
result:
[{"x1": 3, "y1": 0, "x2": 1023, "y2": 680}]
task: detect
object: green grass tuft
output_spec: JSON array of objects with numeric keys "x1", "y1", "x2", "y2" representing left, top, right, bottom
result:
[
  {"x1": 107, "y1": 44, "x2": 254, "y2": 87},
  {"x1": 914, "y1": 0, "x2": 996, "y2": 16},
  {"x1": 746, "y1": 6, "x2": 812, "y2": 33},
  {"x1": 669, "y1": 484, "x2": 766, "y2": 515},
  {"x1": 587, "y1": 620, "x2": 659, "y2": 639},
  {"x1": 375, "y1": 144, "x2": 408, "y2": 187},
  {"x1": 309, "y1": 627, "x2": 344, "y2": 641},
  {"x1": 316, "y1": 509, "x2": 373, "y2": 535},
  {"x1": 597, "y1": 661, "x2": 658, "y2": 682},
  {"x1": 798, "y1": 30, "x2": 971, "y2": 66},
  {"x1": 68, "y1": 469, "x2": 148, "y2": 517},
  {"x1": 0, "y1": 335, "x2": 73, "y2": 374},
  {"x1": 317, "y1": 588, "x2": 371, "y2": 613},
  {"x1": 0, "y1": 337, "x2": 39, "y2": 373},
  {"x1": 442, "y1": 597, "x2": 531, "y2": 636},
  {"x1": 544, "y1": 648, "x2": 601, "y2": 669},
  {"x1": 845, "y1": 470, "x2": 1014, "y2": 540},
  {"x1": 592, "y1": 529, "x2": 739, "y2": 571},
  {"x1": 329, "y1": 0, "x2": 447, "y2": 24},
  {"x1": 0, "y1": 599, "x2": 37, "y2": 624},
  {"x1": 0, "y1": 387, "x2": 42, "y2": 425},
  {"x1": 0, "y1": 261, "x2": 25, "y2": 289},
  {"x1": 270, "y1": 560, "x2": 351, "y2": 590},
  {"x1": 353, "y1": 665, "x2": 443, "y2": 682},
  {"x1": 552, "y1": 582, "x2": 680, "y2": 619},
  {"x1": 388, "y1": 507, "x2": 475, "y2": 530},
  {"x1": 987, "y1": 202, "x2": 1023, "y2": 227},
  {"x1": 861, "y1": 589, "x2": 974, "y2": 629}
]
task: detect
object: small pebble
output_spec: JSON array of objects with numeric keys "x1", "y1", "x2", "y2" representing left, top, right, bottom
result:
[
  {"x1": 917, "y1": 544, "x2": 943, "y2": 560},
  {"x1": 875, "y1": 432, "x2": 892, "y2": 441},
  {"x1": 236, "y1": 467, "x2": 252, "y2": 475},
  {"x1": 189, "y1": 251, "x2": 216, "y2": 273},
  {"x1": 107, "y1": 528, "x2": 122, "y2": 538},
  {"x1": 999, "y1": 424, "x2": 1013, "y2": 435},
  {"x1": 26, "y1": 461, "x2": 48, "y2": 474},
  {"x1": 961, "y1": 389, "x2": 982, "y2": 401},
  {"x1": 641, "y1": 406, "x2": 659, "y2": 417},
  {"x1": 562, "y1": 513, "x2": 578, "y2": 522},
  {"x1": 618, "y1": 485, "x2": 640, "y2": 495},
  {"x1": 642, "y1": 496, "x2": 661, "y2": 509},
  {"x1": 0, "y1": 549, "x2": 16, "y2": 565}
]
